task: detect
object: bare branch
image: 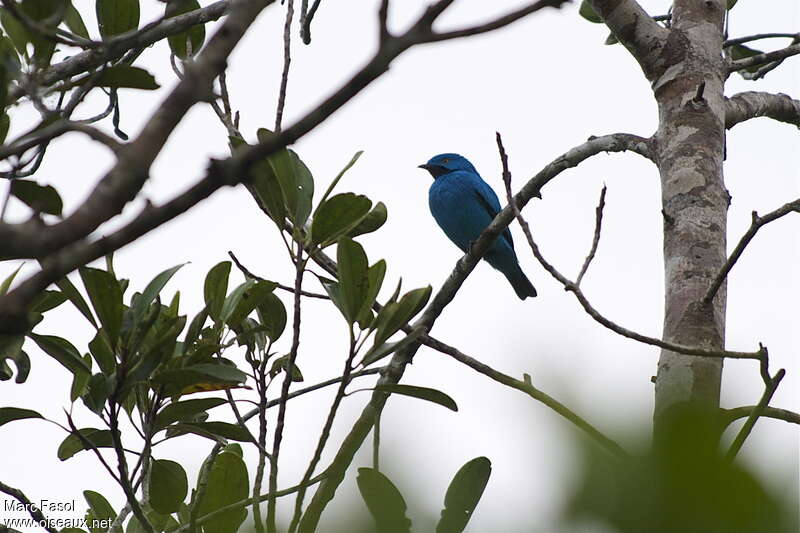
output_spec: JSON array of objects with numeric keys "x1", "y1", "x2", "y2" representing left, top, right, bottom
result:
[
  {"x1": 576, "y1": 185, "x2": 607, "y2": 286},
  {"x1": 725, "y1": 91, "x2": 800, "y2": 129},
  {"x1": 728, "y1": 42, "x2": 800, "y2": 74},
  {"x1": 721, "y1": 405, "x2": 800, "y2": 427},
  {"x1": 423, "y1": 335, "x2": 627, "y2": 457},
  {"x1": 299, "y1": 0, "x2": 323, "y2": 44},
  {"x1": 725, "y1": 369, "x2": 786, "y2": 461},
  {"x1": 724, "y1": 32, "x2": 800, "y2": 47},
  {"x1": 0, "y1": 121, "x2": 121, "y2": 161},
  {"x1": 228, "y1": 250, "x2": 329, "y2": 299},
  {"x1": 703, "y1": 198, "x2": 800, "y2": 304}
]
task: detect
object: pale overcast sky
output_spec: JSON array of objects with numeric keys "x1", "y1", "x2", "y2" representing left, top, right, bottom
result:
[{"x1": 1, "y1": 1, "x2": 797, "y2": 531}]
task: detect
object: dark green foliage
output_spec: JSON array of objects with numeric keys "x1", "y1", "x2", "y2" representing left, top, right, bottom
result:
[
  {"x1": 166, "y1": 0, "x2": 205, "y2": 59},
  {"x1": 96, "y1": 0, "x2": 139, "y2": 38},
  {"x1": 373, "y1": 384, "x2": 458, "y2": 412},
  {"x1": 436, "y1": 457, "x2": 492, "y2": 533},
  {"x1": 356, "y1": 468, "x2": 412, "y2": 533},
  {"x1": 9, "y1": 180, "x2": 63, "y2": 215},
  {"x1": 149, "y1": 459, "x2": 188, "y2": 514},
  {"x1": 192, "y1": 449, "x2": 249, "y2": 533}
]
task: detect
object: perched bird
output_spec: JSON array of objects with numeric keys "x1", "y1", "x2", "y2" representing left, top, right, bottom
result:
[{"x1": 419, "y1": 153, "x2": 537, "y2": 300}]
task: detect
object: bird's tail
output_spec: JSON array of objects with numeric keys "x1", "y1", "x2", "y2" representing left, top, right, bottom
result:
[{"x1": 505, "y1": 264, "x2": 537, "y2": 300}]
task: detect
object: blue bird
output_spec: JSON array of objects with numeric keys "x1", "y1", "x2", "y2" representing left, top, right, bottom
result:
[{"x1": 419, "y1": 153, "x2": 537, "y2": 300}]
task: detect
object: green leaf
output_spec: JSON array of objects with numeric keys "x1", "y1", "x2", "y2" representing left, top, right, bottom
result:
[
  {"x1": 729, "y1": 44, "x2": 764, "y2": 74},
  {"x1": 0, "y1": 112, "x2": 9, "y2": 145},
  {"x1": 88, "y1": 331, "x2": 115, "y2": 375},
  {"x1": 360, "y1": 326, "x2": 423, "y2": 367},
  {"x1": 436, "y1": 457, "x2": 492, "y2": 533},
  {"x1": 269, "y1": 354, "x2": 303, "y2": 382},
  {"x1": 166, "y1": 0, "x2": 205, "y2": 59},
  {"x1": 347, "y1": 201, "x2": 388, "y2": 238},
  {"x1": 79, "y1": 267, "x2": 124, "y2": 345},
  {"x1": 18, "y1": 0, "x2": 65, "y2": 66},
  {"x1": 317, "y1": 150, "x2": 363, "y2": 206},
  {"x1": 356, "y1": 260, "x2": 386, "y2": 329},
  {"x1": 10, "y1": 180, "x2": 63, "y2": 215},
  {"x1": 154, "y1": 397, "x2": 226, "y2": 431},
  {"x1": 133, "y1": 263, "x2": 185, "y2": 322},
  {"x1": 727, "y1": 0, "x2": 738, "y2": 9},
  {"x1": 194, "y1": 450, "x2": 249, "y2": 533},
  {"x1": 604, "y1": 32, "x2": 619, "y2": 45},
  {"x1": 81, "y1": 372, "x2": 109, "y2": 414},
  {"x1": 83, "y1": 490, "x2": 116, "y2": 527},
  {"x1": 150, "y1": 363, "x2": 247, "y2": 395},
  {"x1": 70, "y1": 353, "x2": 92, "y2": 401},
  {"x1": 221, "y1": 280, "x2": 277, "y2": 326},
  {"x1": 54, "y1": 274, "x2": 97, "y2": 327},
  {"x1": 373, "y1": 384, "x2": 458, "y2": 411},
  {"x1": 579, "y1": 0, "x2": 603, "y2": 23},
  {"x1": 29, "y1": 289, "x2": 68, "y2": 313},
  {"x1": 336, "y1": 237, "x2": 369, "y2": 324},
  {"x1": 30, "y1": 333, "x2": 91, "y2": 375},
  {"x1": 58, "y1": 428, "x2": 114, "y2": 460},
  {"x1": 0, "y1": 406, "x2": 43, "y2": 426},
  {"x1": 64, "y1": 1, "x2": 89, "y2": 38},
  {"x1": 0, "y1": 335, "x2": 29, "y2": 383},
  {"x1": 0, "y1": 8, "x2": 28, "y2": 55},
  {"x1": 256, "y1": 292, "x2": 286, "y2": 342},
  {"x1": 96, "y1": 0, "x2": 139, "y2": 38},
  {"x1": 171, "y1": 421, "x2": 253, "y2": 443},
  {"x1": 150, "y1": 459, "x2": 188, "y2": 514},
  {"x1": 72, "y1": 65, "x2": 159, "y2": 90},
  {"x1": 204, "y1": 261, "x2": 231, "y2": 322},
  {"x1": 232, "y1": 136, "x2": 287, "y2": 227},
  {"x1": 311, "y1": 193, "x2": 373, "y2": 246},
  {"x1": 257, "y1": 128, "x2": 314, "y2": 226},
  {"x1": 356, "y1": 468, "x2": 412, "y2": 533},
  {"x1": 372, "y1": 286, "x2": 432, "y2": 347},
  {"x1": 0, "y1": 262, "x2": 24, "y2": 295}
]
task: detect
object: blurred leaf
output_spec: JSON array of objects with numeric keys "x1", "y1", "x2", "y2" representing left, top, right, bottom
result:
[
  {"x1": 336, "y1": 237, "x2": 369, "y2": 324},
  {"x1": 222, "y1": 280, "x2": 277, "y2": 326},
  {"x1": 71, "y1": 65, "x2": 159, "y2": 90},
  {"x1": 727, "y1": 0, "x2": 738, "y2": 9},
  {"x1": 70, "y1": 353, "x2": 92, "y2": 401},
  {"x1": 19, "y1": 0, "x2": 66, "y2": 66},
  {"x1": 0, "y1": 406, "x2": 43, "y2": 426},
  {"x1": 605, "y1": 32, "x2": 619, "y2": 45},
  {"x1": 30, "y1": 333, "x2": 91, "y2": 375},
  {"x1": 151, "y1": 363, "x2": 247, "y2": 395},
  {"x1": 232, "y1": 135, "x2": 287, "y2": 227},
  {"x1": 154, "y1": 397, "x2": 226, "y2": 431},
  {"x1": 79, "y1": 267, "x2": 123, "y2": 345},
  {"x1": 10, "y1": 180, "x2": 63, "y2": 215},
  {"x1": 373, "y1": 384, "x2": 457, "y2": 412},
  {"x1": 81, "y1": 372, "x2": 109, "y2": 414},
  {"x1": 204, "y1": 261, "x2": 231, "y2": 322},
  {"x1": 311, "y1": 192, "x2": 373, "y2": 246},
  {"x1": 729, "y1": 43, "x2": 764, "y2": 74},
  {"x1": 0, "y1": 8, "x2": 28, "y2": 55},
  {"x1": 63, "y1": 1, "x2": 88, "y2": 38},
  {"x1": 348, "y1": 201, "x2": 388, "y2": 238},
  {"x1": 356, "y1": 468, "x2": 412, "y2": 533},
  {"x1": 256, "y1": 292, "x2": 286, "y2": 342},
  {"x1": 184, "y1": 307, "x2": 208, "y2": 348},
  {"x1": 579, "y1": 0, "x2": 603, "y2": 23},
  {"x1": 194, "y1": 450, "x2": 249, "y2": 533},
  {"x1": 170, "y1": 421, "x2": 252, "y2": 442},
  {"x1": 150, "y1": 459, "x2": 188, "y2": 514},
  {"x1": 0, "y1": 335, "x2": 29, "y2": 383},
  {"x1": 360, "y1": 327, "x2": 424, "y2": 367},
  {"x1": 436, "y1": 457, "x2": 491, "y2": 533},
  {"x1": 0, "y1": 263, "x2": 23, "y2": 295},
  {"x1": 59, "y1": 428, "x2": 114, "y2": 460},
  {"x1": 96, "y1": 0, "x2": 139, "y2": 38},
  {"x1": 0, "y1": 112, "x2": 10, "y2": 145},
  {"x1": 29, "y1": 289, "x2": 68, "y2": 313},
  {"x1": 54, "y1": 274, "x2": 97, "y2": 327},
  {"x1": 166, "y1": 0, "x2": 205, "y2": 59}
]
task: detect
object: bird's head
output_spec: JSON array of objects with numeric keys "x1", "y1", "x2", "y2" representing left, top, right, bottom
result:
[{"x1": 418, "y1": 153, "x2": 476, "y2": 179}]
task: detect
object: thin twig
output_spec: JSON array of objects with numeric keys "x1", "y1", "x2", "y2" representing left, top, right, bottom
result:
[
  {"x1": 728, "y1": 42, "x2": 800, "y2": 73},
  {"x1": 228, "y1": 251, "x2": 328, "y2": 299},
  {"x1": 275, "y1": 0, "x2": 295, "y2": 131},
  {"x1": 425, "y1": 335, "x2": 627, "y2": 457},
  {"x1": 703, "y1": 198, "x2": 800, "y2": 303},
  {"x1": 267, "y1": 249, "x2": 305, "y2": 533},
  {"x1": 724, "y1": 32, "x2": 799, "y2": 47},
  {"x1": 725, "y1": 369, "x2": 786, "y2": 461},
  {"x1": 576, "y1": 185, "x2": 607, "y2": 286},
  {"x1": 299, "y1": 0, "x2": 323, "y2": 44},
  {"x1": 720, "y1": 405, "x2": 800, "y2": 428}
]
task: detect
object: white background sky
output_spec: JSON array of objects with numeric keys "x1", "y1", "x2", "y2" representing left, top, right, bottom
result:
[{"x1": 1, "y1": 1, "x2": 798, "y2": 531}]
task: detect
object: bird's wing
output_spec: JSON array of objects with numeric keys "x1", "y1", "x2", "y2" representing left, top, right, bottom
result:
[{"x1": 471, "y1": 177, "x2": 515, "y2": 249}]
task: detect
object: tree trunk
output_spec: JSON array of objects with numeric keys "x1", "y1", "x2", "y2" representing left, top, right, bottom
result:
[{"x1": 652, "y1": 0, "x2": 728, "y2": 425}]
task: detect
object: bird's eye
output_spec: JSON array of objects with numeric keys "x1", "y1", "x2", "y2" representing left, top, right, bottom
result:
[{"x1": 442, "y1": 158, "x2": 449, "y2": 164}]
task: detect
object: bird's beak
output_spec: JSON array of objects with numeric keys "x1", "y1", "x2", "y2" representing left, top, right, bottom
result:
[
  {"x1": 418, "y1": 164, "x2": 433, "y2": 171},
  {"x1": 418, "y1": 163, "x2": 447, "y2": 178}
]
